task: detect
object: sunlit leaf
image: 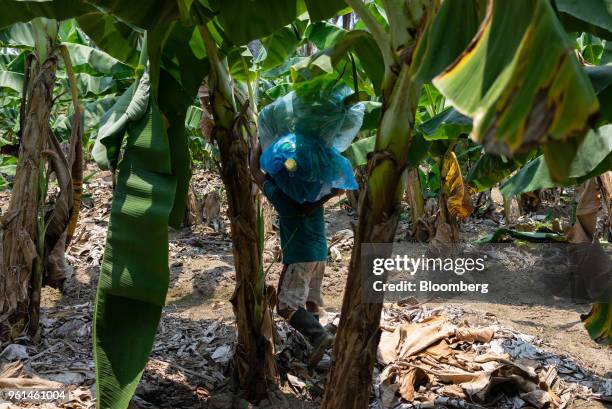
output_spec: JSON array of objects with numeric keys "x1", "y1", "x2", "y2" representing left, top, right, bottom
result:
[
  {"x1": 500, "y1": 124, "x2": 612, "y2": 196},
  {"x1": 433, "y1": 0, "x2": 599, "y2": 181},
  {"x1": 441, "y1": 151, "x2": 473, "y2": 219},
  {"x1": 582, "y1": 303, "x2": 612, "y2": 345}
]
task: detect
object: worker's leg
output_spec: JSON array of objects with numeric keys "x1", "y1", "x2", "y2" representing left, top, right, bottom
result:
[
  {"x1": 277, "y1": 262, "x2": 334, "y2": 366},
  {"x1": 277, "y1": 263, "x2": 309, "y2": 320},
  {"x1": 306, "y1": 261, "x2": 325, "y2": 321}
]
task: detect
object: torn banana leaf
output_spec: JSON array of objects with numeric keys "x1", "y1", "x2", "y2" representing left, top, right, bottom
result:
[
  {"x1": 500, "y1": 124, "x2": 612, "y2": 196},
  {"x1": 433, "y1": 0, "x2": 599, "y2": 181},
  {"x1": 94, "y1": 101, "x2": 175, "y2": 409},
  {"x1": 475, "y1": 229, "x2": 564, "y2": 244},
  {"x1": 582, "y1": 303, "x2": 612, "y2": 345},
  {"x1": 94, "y1": 24, "x2": 208, "y2": 408},
  {"x1": 441, "y1": 151, "x2": 473, "y2": 219}
]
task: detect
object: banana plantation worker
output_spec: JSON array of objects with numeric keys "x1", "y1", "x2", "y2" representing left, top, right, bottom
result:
[{"x1": 251, "y1": 142, "x2": 338, "y2": 367}]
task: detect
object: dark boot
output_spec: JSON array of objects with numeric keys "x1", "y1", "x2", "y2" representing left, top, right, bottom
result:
[{"x1": 289, "y1": 308, "x2": 334, "y2": 366}]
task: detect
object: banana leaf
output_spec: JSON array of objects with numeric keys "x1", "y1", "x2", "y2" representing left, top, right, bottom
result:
[
  {"x1": 0, "y1": 71, "x2": 23, "y2": 94},
  {"x1": 419, "y1": 108, "x2": 471, "y2": 141},
  {"x1": 500, "y1": 124, "x2": 612, "y2": 196},
  {"x1": 93, "y1": 23, "x2": 208, "y2": 408},
  {"x1": 211, "y1": 0, "x2": 298, "y2": 45},
  {"x1": 0, "y1": 0, "x2": 96, "y2": 29},
  {"x1": 433, "y1": 0, "x2": 599, "y2": 182},
  {"x1": 92, "y1": 74, "x2": 150, "y2": 171},
  {"x1": 582, "y1": 303, "x2": 612, "y2": 345},
  {"x1": 475, "y1": 228, "x2": 564, "y2": 244},
  {"x1": 555, "y1": 0, "x2": 612, "y2": 40},
  {"x1": 304, "y1": 0, "x2": 348, "y2": 21},
  {"x1": 64, "y1": 42, "x2": 134, "y2": 78},
  {"x1": 467, "y1": 150, "x2": 538, "y2": 192},
  {"x1": 344, "y1": 132, "x2": 430, "y2": 169},
  {"x1": 586, "y1": 65, "x2": 612, "y2": 124},
  {"x1": 76, "y1": 13, "x2": 142, "y2": 67},
  {"x1": 94, "y1": 102, "x2": 175, "y2": 409}
]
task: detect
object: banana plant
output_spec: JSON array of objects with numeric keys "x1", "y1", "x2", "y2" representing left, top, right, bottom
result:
[
  {"x1": 0, "y1": 17, "x2": 86, "y2": 339},
  {"x1": 197, "y1": 21, "x2": 279, "y2": 400},
  {"x1": 10, "y1": 1, "x2": 348, "y2": 407},
  {"x1": 306, "y1": 0, "x2": 607, "y2": 406}
]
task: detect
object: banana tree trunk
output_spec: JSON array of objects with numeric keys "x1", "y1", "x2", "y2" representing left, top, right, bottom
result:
[
  {"x1": 0, "y1": 55, "x2": 57, "y2": 339},
  {"x1": 322, "y1": 62, "x2": 425, "y2": 409},
  {"x1": 321, "y1": 1, "x2": 437, "y2": 406},
  {"x1": 199, "y1": 26, "x2": 277, "y2": 401},
  {"x1": 405, "y1": 168, "x2": 425, "y2": 239}
]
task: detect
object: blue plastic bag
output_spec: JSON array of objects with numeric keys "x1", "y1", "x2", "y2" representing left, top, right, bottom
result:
[
  {"x1": 258, "y1": 85, "x2": 365, "y2": 152},
  {"x1": 260, "y1": 134, "x2": 358, "y2": 203}
]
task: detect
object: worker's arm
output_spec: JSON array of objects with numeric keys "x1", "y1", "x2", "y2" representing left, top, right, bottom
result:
[
  {"x1": 298, "y1": 189, "x2": 345, "y2": 214},
  {"x1": 250, "y1": 142, "x2": 268, "y2": 187}
]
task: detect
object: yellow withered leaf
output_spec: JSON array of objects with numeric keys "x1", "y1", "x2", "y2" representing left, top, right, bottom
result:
[{"x1": 442, "y1": 152, "x2": 474, "y2": 220}]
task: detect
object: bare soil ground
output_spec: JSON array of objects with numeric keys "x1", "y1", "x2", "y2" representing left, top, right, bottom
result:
[{"x1": 0, "y1": 168, "x2": 609, "y2": 409}]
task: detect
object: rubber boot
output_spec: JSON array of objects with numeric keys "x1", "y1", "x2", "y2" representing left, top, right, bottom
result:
[{"x1": 289, "y1": 308, "x2": 334, "y2": 366}]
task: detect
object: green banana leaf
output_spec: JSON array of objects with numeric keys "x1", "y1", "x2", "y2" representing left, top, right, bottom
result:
[
  {"x1": 211, "y1": 0, "x2": 297, "y2": 45},
  {"x1": 555, "y1": 0, "x2": 612, "y2": 40},
  {"x1": 294, "y1": 27, "x2": 384, "y2": 93},
  {"x1": 0, "y1": 0, "x2": 95, "y2": 29},
  {"x1": 0, "y1": 22, "x2": 36, "y2": 46},
  {"x1": 0, "y1": 71, "x2": 23, "y2": 94},
  {"x1": 412, "y1": 0, "x2": 484, "y2": 82},
  {"x1": 53, "y1": 96, "x2": 118, "y2": 142},
  {"x1": 419, "y1": 108, "x2": 471, "y2": 141},
  {"x1": 500, "y1": 124, "x2": 612, "y2": 196},
  {"x1": 64, "y1": 42, "x2": 134, "y2": 78},
  {"x1": 86, "y1": 0, "x2": 179, "y2": 30},
  {"x1": 92, "y1": 74, "x2": 150, "y2": 171},
  {"x1": 304, "y1": 0, "x2": 347, "y2": 21},
  {"x1": 344, "y1": 135, "x2": 375, "y2": 167},
  {"x1": 433, "y1": 0, "x2": 599, "y2": 182},
  {"x1": 93, "y1": 23, "x2": 208, "y2": 408},
  {"x1": 582, "y1": 303, "x2": 612, "y2": 345},
  {"x1": 344, "y1": 132, "x2": 430, "y2": 169},
  {"x1": 76, "y1": 13, "x2": 142, "y2": 67},
  {"x1": 56, "y1": 73, "x2": 123, "y2": 97},
  {"x1": 154, "y1": 24, "x2": 209, "y2": 227},
  {"x1": 475, "y1": 228, "x2": 564, "y2": 244},
  {"x1": 259, "y1": 25, "x2": 304, "y2": 72},
  {"x1": 94, "y1": 102, "x2": 175, "y2": 409},
  {"x1": 586, "y1": 65, "x2": 612, "y2": 124},
  {"x1": 467, "y1": 150, "x2": 538, "y2": 192}
]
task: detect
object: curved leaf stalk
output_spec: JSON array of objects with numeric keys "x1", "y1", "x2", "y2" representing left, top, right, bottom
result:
[
  {"x1": 344, "y1": 0, "x2": 395, "y2": 84},
  {"x1": 59, "y1": 44, "x2": 83, "y2": 246},
  {"x1": 321, "y1": 2, "x2": 437, "y2": 407},
  {"x1": 199, "y1": 23, "x2": 278, "y2": 401}
]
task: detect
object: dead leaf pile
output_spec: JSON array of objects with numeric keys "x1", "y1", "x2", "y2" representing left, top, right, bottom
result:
[{"x1": 371, "y1": 304, "x2": 610, "y2": 409}]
